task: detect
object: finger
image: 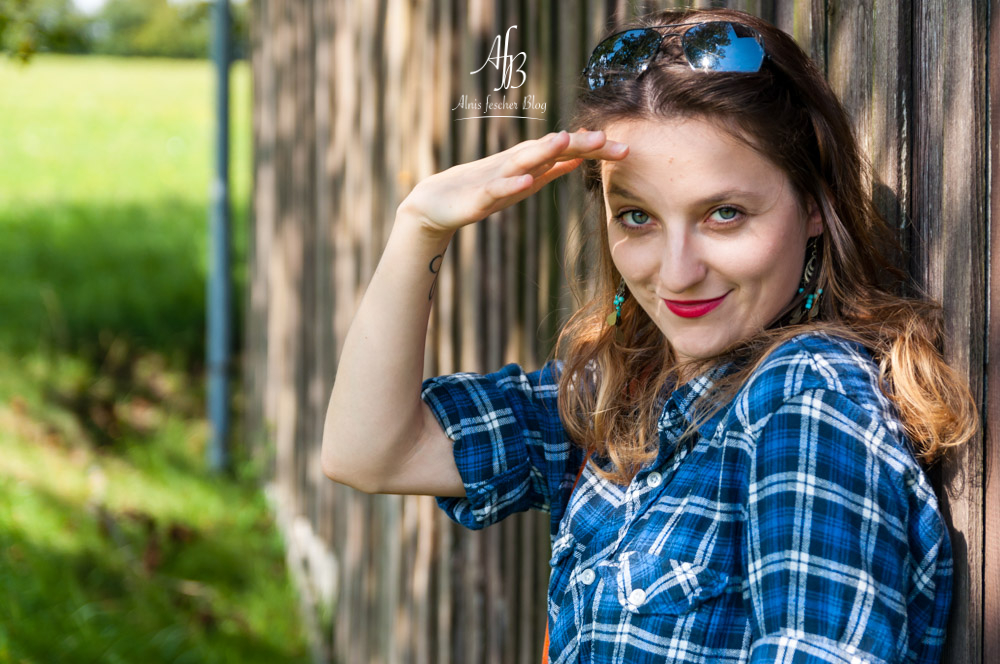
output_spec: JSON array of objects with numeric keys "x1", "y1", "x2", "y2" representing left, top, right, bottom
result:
[
  {"x1": 573, "y1": 142, "x2": 629, "y2": 161},
  {"x1": 501, "y1": 131, "x2": 570, "y2": 177},
  {"x1": 483, "y1": 173, "x2": 534, "y2": 202},
  {"x1": 530, "y1": 158, "x2": 584, "y2": 188},
  {"x1": 528, "y1": 140, "x2": 625, "y2": 179},
  {"x1": 562, "y1": 130, "x2": 628, "y2": 160},
  {"x1": 535, "y1": 130, "x2": 627, "y2": 164},
  {"x1": 498, "y1": 159, "x2": 584, "y2": 210}
]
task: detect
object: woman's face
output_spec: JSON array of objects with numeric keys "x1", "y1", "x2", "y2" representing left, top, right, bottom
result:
[{"x1": 601, "y1": 116, "x2": 822, "y2": 368}]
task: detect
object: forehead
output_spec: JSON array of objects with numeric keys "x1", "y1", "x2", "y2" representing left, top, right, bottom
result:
[{"x1": 600, "y1": 117, "x2": 788, "y2": 202}]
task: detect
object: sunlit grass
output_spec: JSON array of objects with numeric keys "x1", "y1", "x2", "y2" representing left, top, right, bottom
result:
[
  {"x1": 0, "y1": 55, "x2": 309, "y2": 663},
  {"x1": 0, "y1": 54, "x2": 251, "y2": 363}
]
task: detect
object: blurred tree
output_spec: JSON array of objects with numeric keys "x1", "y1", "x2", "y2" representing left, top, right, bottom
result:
[
  {"x1": 94, "y1": 0, "x2": 208, "y2": 58},
  {"x1": 0, "y1": 0, "x2": 249, "y2": 61},
  {"x1": 0, "y1": 0, "x2": 91, "y2": 61},
  {"x1": 92, "y1": 0, "x2": 248, "y2": 59}
]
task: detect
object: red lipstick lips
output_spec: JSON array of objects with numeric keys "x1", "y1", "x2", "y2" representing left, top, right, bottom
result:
[{"x1": 663, "y1": 292, "x2": 729, "y2": 318}]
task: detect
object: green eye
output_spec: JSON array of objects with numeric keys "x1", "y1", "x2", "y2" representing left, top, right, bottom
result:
[
  {"x1": 709, "y1": 206, "x2": 742, "y2": 223},
  {"x1": 622, "y1": 210, "x2": 649, "y2": 226}
]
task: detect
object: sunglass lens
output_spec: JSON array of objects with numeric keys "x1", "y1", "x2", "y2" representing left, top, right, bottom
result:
[
  {"x1": 682, "y1": 22, "x2": 764, "y2": 72},
  {"x1": 584, "y1": 28, "x2": 662, "y2": 89}
]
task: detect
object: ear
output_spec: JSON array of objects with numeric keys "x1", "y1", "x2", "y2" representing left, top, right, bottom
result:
[{"x1": 805, "y1": 195, "x2": 823, "y2": 237}]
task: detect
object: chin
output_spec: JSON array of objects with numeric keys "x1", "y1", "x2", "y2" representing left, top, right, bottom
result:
[{"x1": 666, "y1": 330, "x2": 737, "y2": 363}]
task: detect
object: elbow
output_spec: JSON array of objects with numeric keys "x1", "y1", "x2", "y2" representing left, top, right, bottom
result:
[{"x1": 321, "y1": 436, "x2": 381, "y2": 494}]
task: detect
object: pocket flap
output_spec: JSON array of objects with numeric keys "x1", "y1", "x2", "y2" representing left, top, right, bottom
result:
[{"x1": 600, "y1": 551, "x2": 730, "y2": 615}]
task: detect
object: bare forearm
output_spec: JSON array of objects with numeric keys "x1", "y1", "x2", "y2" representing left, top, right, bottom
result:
[
  {"x1": 321, "y1": 210, "x2": 452, "y2": 489},
  {"x1": 320, "y1": 129, "x2": 625, "y2": 494}
]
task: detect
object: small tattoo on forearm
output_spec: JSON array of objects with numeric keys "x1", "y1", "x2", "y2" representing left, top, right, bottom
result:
[{"x1": 428, "y1": 254, "x2": 444, "y2": 301}]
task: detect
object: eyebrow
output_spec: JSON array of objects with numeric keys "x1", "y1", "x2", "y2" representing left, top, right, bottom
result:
[{"x1": 606, "y1": 182, "x2": 763, "y2": 207}]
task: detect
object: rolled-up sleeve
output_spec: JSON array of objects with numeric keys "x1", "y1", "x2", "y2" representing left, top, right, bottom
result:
[
  {"x1": 420, "y1": 360, "x2": 584, "y2": 533},
  {"x1": 743, "y1": 387, "x2": 952, "y2": 664}
]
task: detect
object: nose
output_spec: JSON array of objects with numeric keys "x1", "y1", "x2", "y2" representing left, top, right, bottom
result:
[{"x1": 658, "y1": 228, "x2": 708, "y2": 296}]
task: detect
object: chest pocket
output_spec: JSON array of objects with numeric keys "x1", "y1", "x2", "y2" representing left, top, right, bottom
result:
[{"x1": 599, "y1": 551, "x2": 730, "y2": 616}]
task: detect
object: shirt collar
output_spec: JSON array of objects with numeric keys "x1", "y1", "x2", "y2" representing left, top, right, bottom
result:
[{"x1": 653, "y1": 361, "x2": 738, "y2": 464}]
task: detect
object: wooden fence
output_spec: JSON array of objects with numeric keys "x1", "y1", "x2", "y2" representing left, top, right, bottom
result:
[{"x1": 244, "y1": 1, "x2": 998, "y2": 662}]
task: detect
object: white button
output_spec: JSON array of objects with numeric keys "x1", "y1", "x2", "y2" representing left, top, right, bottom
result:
[
  {"x1": 579, "y1": 568, "x2": 596, "y2": 585},
  {"x1": 628, "y1": 588, "x2": 647, "y2": 606},
  {"x1": 646, "y1": 472, "x2": 662, "y2": 488}
]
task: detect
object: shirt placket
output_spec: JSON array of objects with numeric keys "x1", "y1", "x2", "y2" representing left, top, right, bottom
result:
[{"x1": 573, "y1": 400, "x2": 691, "y2": 662}]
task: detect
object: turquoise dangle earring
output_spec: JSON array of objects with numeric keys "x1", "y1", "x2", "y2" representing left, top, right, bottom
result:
[
  {"x1": 789, "y1": 237, "x2": 823, "y2": 325},
  {"x1": 607, "y1": 278, "x2": 627, "y2": 326}
]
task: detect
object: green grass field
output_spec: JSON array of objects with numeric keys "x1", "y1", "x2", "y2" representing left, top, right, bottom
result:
[
  {"x1": 0, "y1": 54, "x2": 251, "y2": 362},
  {"x1": 0, "y1": 55, "x2": 310, "y2": 663}
]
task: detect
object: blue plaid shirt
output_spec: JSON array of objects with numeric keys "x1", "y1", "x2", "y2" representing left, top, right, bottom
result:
[{"x1": 420, "y1": 332, "x2": 952, "y2": 664}]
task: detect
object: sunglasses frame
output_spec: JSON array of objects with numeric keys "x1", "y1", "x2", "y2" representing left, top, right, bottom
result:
[{"x1": 581, "y1": 21, "x2": 768, "y2": 90}]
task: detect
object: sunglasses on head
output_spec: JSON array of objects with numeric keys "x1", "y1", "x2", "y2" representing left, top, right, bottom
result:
[{"x1": 582, "y1": 21, "x2": 768, "y2": 90}]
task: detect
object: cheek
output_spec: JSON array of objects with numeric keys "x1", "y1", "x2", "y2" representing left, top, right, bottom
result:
[
  {"x1": 609, "y1": 237, "x2": 660, "y2": 281},
  {"x1": 730, "y1": 243, "x2": 791, "y2": 279},
  {"x1": 714, "y1": 227, "x2": 805, "y2": 292}
]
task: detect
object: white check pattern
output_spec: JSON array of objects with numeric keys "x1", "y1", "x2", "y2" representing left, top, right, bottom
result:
[{"x1": 421, "y1": 332, "x2": 952, "y2": 663}]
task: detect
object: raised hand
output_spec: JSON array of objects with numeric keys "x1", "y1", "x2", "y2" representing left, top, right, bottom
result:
[
  {"x1": 396, "y1": 129, "x2": 629, "y2": 238},
  {"x1": 323, "y1": 131, "x2": 627, "y2": 496}
]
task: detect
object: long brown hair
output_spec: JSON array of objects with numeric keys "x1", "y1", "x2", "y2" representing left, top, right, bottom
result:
[{"x1": 554, "y1": 7, "x2": 978, "y2": 486}]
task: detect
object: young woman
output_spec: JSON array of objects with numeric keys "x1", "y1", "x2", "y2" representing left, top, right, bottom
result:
[{"x1": 322, "y1": 7, "x2": 978, "y2": 663}]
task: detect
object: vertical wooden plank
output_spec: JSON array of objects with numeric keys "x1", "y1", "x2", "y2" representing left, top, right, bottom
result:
[
  {"x1": 515, "y1": 2, "x2": 542, "y2": 656},
  {"x1": 461, "y1": 1, "x2": 489, "y2": 662},
  {"x1": 414, "y1": 496, "x2": 436, "y2": 664},
  {"x1": 551, "y1": 0, "x2": 588, "y2": 348},
  {"x1": 770, "y1": 0, "x2": 795, "y2": 39},
  {"x1": 406, "y1": 0, "x2": 437, "y2": 659},
  {"x1": 434, "y1": 2, "x2": 457, "y2": 659},
  {"x1": 519, "y1": 0, "x2": 542, "y2": 374},
  {"x1": 868, "y1": 0, "x2": 912, "y2": 254},
  {"x1": 458, "y1": 0, "x2": 482, "y2": 379},
  {"x1": 825, "y1": 0, "x2": 912, "y2": 260},
  {"x1": 312, "y1": 0, "x2": 333, "y2": 551},
  {"x1": 825, "y1": 0, "x2": 871, "y2": 150},
  {"x1": 730, "y1": 0, "x2": 776, "y2": 23},
  {"x1": 779, "y1": 0, "x2": 825, "y2": 72},
  {"x1": 378, "y1": 0, "x2": 406, "y2": 660},
  {"x1": 311, "y1": 14, "x2": 338, "y2": 643},
  {"x1": 984, "y1": 0, "x2": 1000, "y2": 660},
  {"x1": 249, "y1": 0, "x2": 276, "y2": 475},
  {"x1": 437, "y1": 522, "x2": 456, "y2": 664},
  {"x1": 339, "y1": 16, "x2": 369, "y2": 654},
  {"x1": 501, "y1": 0, "x2": 523, "y2": 370},
  {"x1": 434, "y1": 2, "x2": 457, "y2": 660},
  {"x1": 271, "y1": 0, "x2": 302, "y2": 525},
  {"x1": 912, "y1": 1, "x2": 987, "y2": 662},
  {"x1": 496, "y1": 4, "x2": 520, "y2": 659},
  {"x1": 481, "y1": 16, "x2": 504, "y2": 664},
  {"x1": 433, "y1": 0, "x2": 458, "y2": 379},
  {"x1": 329, "y1": 2, "x2": 358, "y2": 660},
  {"x1": 294, "y1": 0, "x2": 318, "y2": 534},
  {"x1": 397, "y1": 494, "x2": 417, "y2": 664}
]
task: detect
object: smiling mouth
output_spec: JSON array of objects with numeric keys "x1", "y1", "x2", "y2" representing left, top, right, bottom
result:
[{"x1": 662, "y1": 292, "x2": 730, "y2": 318}]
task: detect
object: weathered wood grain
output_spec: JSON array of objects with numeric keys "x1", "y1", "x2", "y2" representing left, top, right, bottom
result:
[
  {"x1": 246, "y1": 1, "x2": 994, "y2": 662},
  {"x1": 912, "y1": 1, "x2": 988, "y2": 661},
  {"x1": 985, "y1": 0, "x2": 1000, "y2": 661}
]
